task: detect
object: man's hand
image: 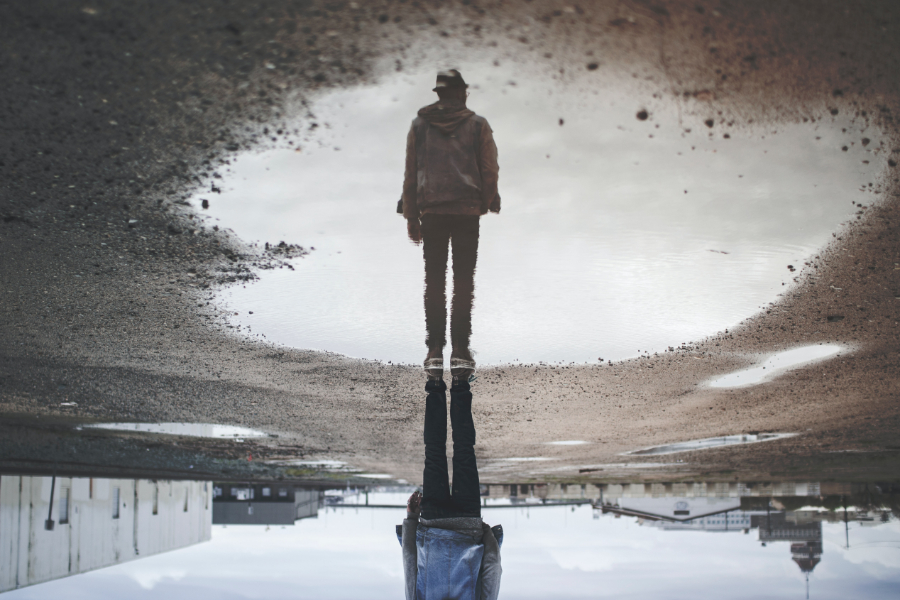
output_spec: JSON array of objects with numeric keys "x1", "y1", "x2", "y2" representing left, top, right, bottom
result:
[
  {"x1": 407, "y1": 491, "x2": 422, "y2": 517},
  {"x1": 407, "y1": 218, "x2": 422, "y2": 245}
]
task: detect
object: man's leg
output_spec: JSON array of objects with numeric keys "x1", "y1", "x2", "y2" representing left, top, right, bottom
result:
[
  {"x1": 449, "y1": 216, "x2": 480, "y2": 361},
  {"x1": 420, "y1": 378, "x2": 452, "y2": 519},
  {"x1": 422, "y1": 215, "x2": 451, "y2": 355},
  {"x1": 449, "y1": 378, "x2": 482, "y2": 517}
]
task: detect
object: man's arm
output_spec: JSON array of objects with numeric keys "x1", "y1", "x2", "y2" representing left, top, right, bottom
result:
[
  {"x1": 401, "y1": 491, "x2": 422, "y2": 600},
  {"x1": 402, "y1": 122, "x2": 420, "y2": 221},
  {"x1": 478, "y1": 522, "x2": 502, "y2": 600},
  {"x1": 478, "y1": 121, "x2": 500, "y2": 214},
  {"x1": 402, "y1": 517, "x2": 418, "y2": 600}
]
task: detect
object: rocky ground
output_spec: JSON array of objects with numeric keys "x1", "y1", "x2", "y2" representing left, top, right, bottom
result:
[{"x1": 1, "y1": 0, "x2": 898, "y2": 484}]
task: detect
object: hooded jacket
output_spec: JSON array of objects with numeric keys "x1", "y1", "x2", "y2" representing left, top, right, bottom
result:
[
  {"x1": 399, "y1": 517, "x2": 502, "y2": 600},
  {"x1": 402, "y1": 100, "x2": 500, "y2": 220}
]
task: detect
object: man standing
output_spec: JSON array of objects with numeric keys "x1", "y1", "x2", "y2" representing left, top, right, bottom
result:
[{"x1": 401, "y1": 69, "x2": 500, "y2": 380}]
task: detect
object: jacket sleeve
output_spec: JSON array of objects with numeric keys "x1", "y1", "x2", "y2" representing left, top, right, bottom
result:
[
  {"x1": 402, "y1": 122, "x2": 419, "y2": 220},
  {"x1": 402, "y1": 518, "x2": 418, "y2": 600},
  {"x1": 478, "y1": 120, "x2": 500, "y2": 214},
  {"x1": 478, "y1": 523, "x2": 502, "y2": 600}
]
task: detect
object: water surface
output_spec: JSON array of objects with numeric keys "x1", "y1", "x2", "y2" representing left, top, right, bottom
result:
[
  {"x1": 82, "y1": 422, "x2": 269, "y2": 438},
  {"x1": 197, "y1": 65, "x2": 883, "y2": 365}
]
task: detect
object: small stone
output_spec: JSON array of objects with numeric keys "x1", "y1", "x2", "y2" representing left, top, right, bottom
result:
[
  {"x1": 636, "y1": 109, "x2": 648, "y2": 121},
  {"x1": 705, "y1": 119, "x2": 714, "y2": 128}
]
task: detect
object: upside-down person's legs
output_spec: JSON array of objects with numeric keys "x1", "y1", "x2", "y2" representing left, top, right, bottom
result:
[
  {"x1": 422, "y1": 215, "x2": 451, "y2": 356},
  {"x1": 449, "y1": 216, "x2": 480, "y2": 362},
  {"x1": 421, "y1": 378, "x2": 452, "y2": 519},
  {"x1": 449, "y1": 377, "x2": 482, "y2": 517}
]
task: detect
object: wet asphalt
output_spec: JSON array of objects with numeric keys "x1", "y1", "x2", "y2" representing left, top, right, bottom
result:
[{"x1": 1, "y1": 0, "x2": 899, "y2": 484}]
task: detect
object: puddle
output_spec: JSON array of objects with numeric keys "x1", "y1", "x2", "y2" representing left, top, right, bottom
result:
[
  {"x1": 81, "y1": 422, "x2": 269, "y2": 438},
  {"x1": 624, "y1": 433, "x2": 798, "y2": 456},
  {"x1": 709, "y1": 344, "x2": 844, "y2": 387},
  {"x1": 197, "y1": 63, "x2": 885, "y2": 365},
  {"x1": 545, "y1": 440, "x2": 590, "y2": 446}
]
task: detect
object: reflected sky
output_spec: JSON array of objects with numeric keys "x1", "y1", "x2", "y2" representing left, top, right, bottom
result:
[
  {"x1": 197, "y1": 63, "x2": 884, "y2": 365},
  {"x1": 6, "y1": 490, "x2": 898, "y2": 600}
]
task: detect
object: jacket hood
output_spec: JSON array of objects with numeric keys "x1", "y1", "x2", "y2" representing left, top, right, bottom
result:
[{"x1": 418, "y1": 101, "x2": 475, "y2": 134}]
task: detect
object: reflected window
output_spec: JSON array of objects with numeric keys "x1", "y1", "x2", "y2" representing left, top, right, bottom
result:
[
  {"x1": 262, "y1": 487, "x2": 271, "y2": 497},
  {"x1": 112, "y1": 487, "x2": 120, "y2": 519},
  {"x1": 59, "y1": 487, "x2": 70, "y2": 525}
]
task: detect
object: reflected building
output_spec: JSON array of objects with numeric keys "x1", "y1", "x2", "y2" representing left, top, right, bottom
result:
[
  {"x1": 599, "y1": 496, "x2": 743, "y2": 523},
  {"x1": 640, "y1": 510, "x2": 755, "y2": 532},
  {"x1": 0, "y1": 475, "x2": 211, "y2": 593},
  {"x1": 212, "y1": 483, "x2": 323, "y2": 525},
  {"x1": 480, "y1": 478, "x2": 896, "y2": 588}
]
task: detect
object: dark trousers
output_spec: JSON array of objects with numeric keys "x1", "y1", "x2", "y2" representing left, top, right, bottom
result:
[
  {"x1": 421, "y1": 214, "x2": 480, "y2": 351},
  {"x1": 421, "y1": 378, "x2": 481, "y2": 519}
]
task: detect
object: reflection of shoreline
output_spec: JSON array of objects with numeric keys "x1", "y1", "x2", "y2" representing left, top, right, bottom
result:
[{"x1": 0, "y1": 475, "x2": 212, "y2": 593}]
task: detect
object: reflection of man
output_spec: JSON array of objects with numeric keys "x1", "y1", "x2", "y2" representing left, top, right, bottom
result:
[
  {"x1": 401, "y1": 69, "x2": 500, "y2": 379},
  {"x1": 398, "y1": 377, "x2": 502, "y2": 600}
]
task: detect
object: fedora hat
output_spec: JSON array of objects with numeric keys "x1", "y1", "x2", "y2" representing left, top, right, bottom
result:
[{"x1": 432, "y1": 69, "x2": 468, "y2": 91}]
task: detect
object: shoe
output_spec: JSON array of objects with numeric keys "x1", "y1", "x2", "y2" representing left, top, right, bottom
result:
[
  {"x1": 450, "y1": 356, "x2": 476, "y2": 379},
  {"x1": 451, "y1": 373, "x2": 476, "y2": 387},
  {"x1": 424, "y1": 357, "x2": 444, "y2": 379}
]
